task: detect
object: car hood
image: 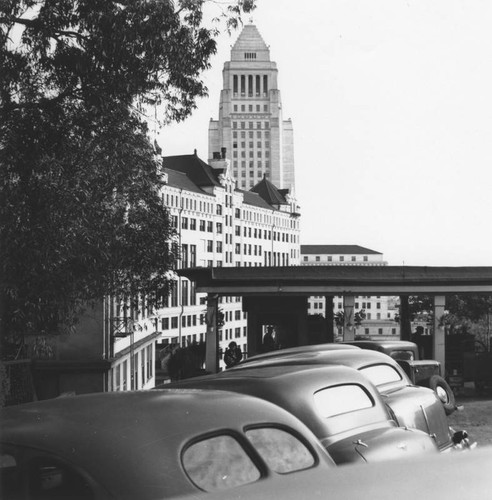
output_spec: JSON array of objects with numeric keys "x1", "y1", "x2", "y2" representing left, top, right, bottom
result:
[
  {"x1": 381, "y1": 385, "x2": 451, "y2": 450},
  {"x1": 321, "y1": 426, "x2": 438, "y2": 465}
]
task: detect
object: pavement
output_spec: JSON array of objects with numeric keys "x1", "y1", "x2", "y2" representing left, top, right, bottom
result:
[{"x1": 448, "y1": 382, "x2": 492, "y2": 446}]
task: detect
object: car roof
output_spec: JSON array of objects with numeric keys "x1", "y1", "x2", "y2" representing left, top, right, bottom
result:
[
  {"x1": 169, "y1": 365, "x2": 391, "y2": 439},
  {"x1": 239, "y1": 343, "x2": 359, "y2": 365},
  {"x1": 1, "y1": 389, "x2": 333, "y2": 498},
  {"x1": 344, "y1": 340, "x2": 418, "y2": 351},
  {"x1": 233, "y1": 347, "x2": 403, "y2": 373}
]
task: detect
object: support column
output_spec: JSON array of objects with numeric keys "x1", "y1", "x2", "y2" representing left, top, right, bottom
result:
[
  {"x1": 433, "y1": 295, "x2": 446, "y2": 376},
  {"x1": 205, "y1": 293, "x2": 219, "y2": 373},
  {"x1": 399, "y1": 295, "x2": 412, "y2": 341},
  {"x1": 247, "y1": 310, "x2": 260, "y2": 358},
  {"x1": 324, "y1": 296, "x2": 335, "y2": 343},
  {"x1": 343, "y1": 295, "x2": 356, "y2": 341}
]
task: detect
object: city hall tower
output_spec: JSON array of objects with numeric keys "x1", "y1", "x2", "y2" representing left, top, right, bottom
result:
[{"x1": 208, "y1": 24, "x2": 295, "y2": 191}]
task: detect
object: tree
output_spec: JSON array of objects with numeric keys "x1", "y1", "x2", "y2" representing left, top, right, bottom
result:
[
  {"x1": 334, "y1": 309, "x2": 366, "y2": 329},
  {"x1": 395, "y1": 295, "x2": 492, "y2": 345},
  {"x1": 0, "y1": 0, "x2": 256, "y2": 343}
]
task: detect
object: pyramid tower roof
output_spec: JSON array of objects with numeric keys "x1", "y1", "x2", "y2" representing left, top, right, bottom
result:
[
  {"x1": 231, "y1": 24, "x2": 270, "y2": 61},
  {"x1": 250, "y1": 175, "x2": 288, "y2": 206}
]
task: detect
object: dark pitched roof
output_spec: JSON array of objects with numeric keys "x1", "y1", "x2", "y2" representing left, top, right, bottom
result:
[
  {"x1": 250, "y1": 176, "x2": 288, "y2": 206},
  {"x1": 162, "y1": 154, "x2": 222, "y2": 188},
  {"x1": 164, "y1": 168, "x2": 208, "y2": 195},
  {"x1": 300, "y1": 245, "x2": 382, "y2": 255},
  {"x1": 241, "y1": 190, "x2": 275, "y2": 210}
]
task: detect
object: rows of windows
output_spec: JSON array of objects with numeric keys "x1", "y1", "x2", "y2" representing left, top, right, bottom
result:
[
  {"x1": 304, "y1": 255, "x2": 370, "y2": 262},
  {"x1": 233, "y1": 121, "x2": 270, "y2": 130},
  {"x1": 233, "y1": 104, "x2": 269, "y2": 113},
  {"x1": 164, "y1": 193, "x2": 215, "y2": 213},
  {"x1": 111, "y1": 344, "x2": 153, "y2": 391}
]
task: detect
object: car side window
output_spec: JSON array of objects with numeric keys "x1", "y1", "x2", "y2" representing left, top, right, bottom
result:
[
  {"x1": 360, "y1": 364, "x2": 402, "y2": 387},
  {"x1": 182, "y1": 435, "x2": 260, "y2": 492},
  {"x1": 314, "y1": 384, "x2": 373, "y2": 418},
  {"x1": 245, "y1": 427, "x2": 315, "y2": 473}
]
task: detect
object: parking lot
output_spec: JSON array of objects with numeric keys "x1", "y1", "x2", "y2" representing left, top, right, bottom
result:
[{"x1": 448, "y1": 383, "x2": 492, "y2": 446}]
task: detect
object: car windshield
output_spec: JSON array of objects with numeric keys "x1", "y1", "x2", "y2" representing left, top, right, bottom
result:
[
  {"x1": 313, "y1": 384, "x2": 373, "y2": 418},
  {"x1": 360, "y1": 364, "x2": 402, "y2": 387}
]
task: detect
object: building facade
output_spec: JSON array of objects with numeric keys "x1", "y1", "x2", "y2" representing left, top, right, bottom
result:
[
  {"x1": 208, "y1": 24, "x2": 295, "y2": 191},
  {"x1": 129, "y1": 151, "x2": 300, "y2": 371},
  {"x1": 301, "y1": 245, "x2": 400, "y2": 338}
]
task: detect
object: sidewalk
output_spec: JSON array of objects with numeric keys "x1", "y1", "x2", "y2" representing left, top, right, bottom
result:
[{"x1": 448, "y1": 382, "x2": 492, "y2": 446}]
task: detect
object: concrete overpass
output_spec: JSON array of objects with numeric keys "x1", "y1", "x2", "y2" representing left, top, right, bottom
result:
[{"x1": 178, "y1": 266, "x2": 492, "y2": 374}]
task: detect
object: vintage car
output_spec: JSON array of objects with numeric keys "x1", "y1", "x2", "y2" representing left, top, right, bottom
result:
[
  {"x1": 178, "y1": 446, "x2": 492, "y2": 500},
  {"x1": 0, "y1": 389, "x2": 337, "y2": 499},
  {"x1": 344, "y1": 340, "x2": 456, "y2": 414},
  {"x1": 231, "y1": 347, "x2": 471, "y2": 452},
  {"x1": 167, "y1": 364, "x2": 439, "y2": 464}
]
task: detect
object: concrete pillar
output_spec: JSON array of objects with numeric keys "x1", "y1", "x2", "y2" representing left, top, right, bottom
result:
[
  {"x1": 297, "y1": 314, "x2": 309, "y2": 346},
  {"x1": 433, "y1": 295, "x2": 446, "y2": 376},
  {"x1": 399, "y1": 296, "x2": 412, "y2": 341},
  {"x1": 205, "y1": 294, "x2": 219, "y2": 373},
  {"x1": 343, "y1": 295, "x2": 356, "y2": 341},
  {"x1": 324, "y1": 296, "x2": 335, "y2": 343},
  {"x1": 247, "y1": 310, "x2": 260, "y2": 357}
]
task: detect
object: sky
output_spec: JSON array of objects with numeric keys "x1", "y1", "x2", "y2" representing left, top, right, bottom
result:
[{"x1": 158, "y1": 0, "x2": 492, "y2": 267}]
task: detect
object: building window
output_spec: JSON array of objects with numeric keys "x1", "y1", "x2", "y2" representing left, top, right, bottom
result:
[
  {"x1": 207, "y1": 221, "x2": 213, "y2": 232},
  {"x1": 339, "y1": 256, "x2": 344, "y2": 262},
  {"x1": 315, "y1": 256, "x2": 320, "y2": 262},
  {"x1": 351, "y1": 256, "x2": 356, "y2": 262}
]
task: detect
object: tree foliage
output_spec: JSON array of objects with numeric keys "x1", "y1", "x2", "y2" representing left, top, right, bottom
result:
[{"x1": 0, "y1": 0, "x2": 256, "y2": 338}]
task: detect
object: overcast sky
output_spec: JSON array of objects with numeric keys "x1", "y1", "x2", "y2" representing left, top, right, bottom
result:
[{"x1": 159, "y1": 0, "x2": 492, "y2": 267}]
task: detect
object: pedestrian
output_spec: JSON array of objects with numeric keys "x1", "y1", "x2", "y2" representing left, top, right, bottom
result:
[
  {"x1": 224, "y1": 341, "x2": 243, "y2": 368},
  {"x1": 262, "y1": 326, "x2": 277, "y2": 352},
  {"x1": 411, "y1": 326, "x2": 425, "y2": 359}
]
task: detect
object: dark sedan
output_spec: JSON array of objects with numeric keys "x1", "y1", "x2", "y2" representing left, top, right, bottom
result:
[
  {"x1": 0, "y1": 389, "x2": 336, "y2": 499},
  {"x1": 231, "y1": 346, "x2": 470, "y2": 451},
  {"x1": 167, "y1": 364, "x2": 439, "y2": 464}
]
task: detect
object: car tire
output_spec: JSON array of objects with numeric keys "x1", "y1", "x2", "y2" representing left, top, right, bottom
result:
[{"x1": 429, "y1": 375, "x2": 456, "y2": 415}]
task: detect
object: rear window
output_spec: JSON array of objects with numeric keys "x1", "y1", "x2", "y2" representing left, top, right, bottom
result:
[
  {"x1": 182, "y1": 435, "x2": 260, "y2": 492},
  {"x1": 313, "y1": 384, "x2": 373, "y2": 418},
  {"x1": 389, "y1": 350, "x2": 414, "y2": 361},
  {"x1": 360, "y1": 364, "x2": 402, "y2": 387},
  {"x1": 246, "y1": 427, "x2": 315, "y2": 473}
]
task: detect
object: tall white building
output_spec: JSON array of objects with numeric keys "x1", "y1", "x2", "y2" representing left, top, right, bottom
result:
[
  {"x1": 301, "y1": 245, "x2": 400, "y2": 338},
  {"x1": 147, "y1": 151, "x2": 301, "y2": 368},
  {"x1": 208, "y1": 24, "x2": 295, "y2": 191}
]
